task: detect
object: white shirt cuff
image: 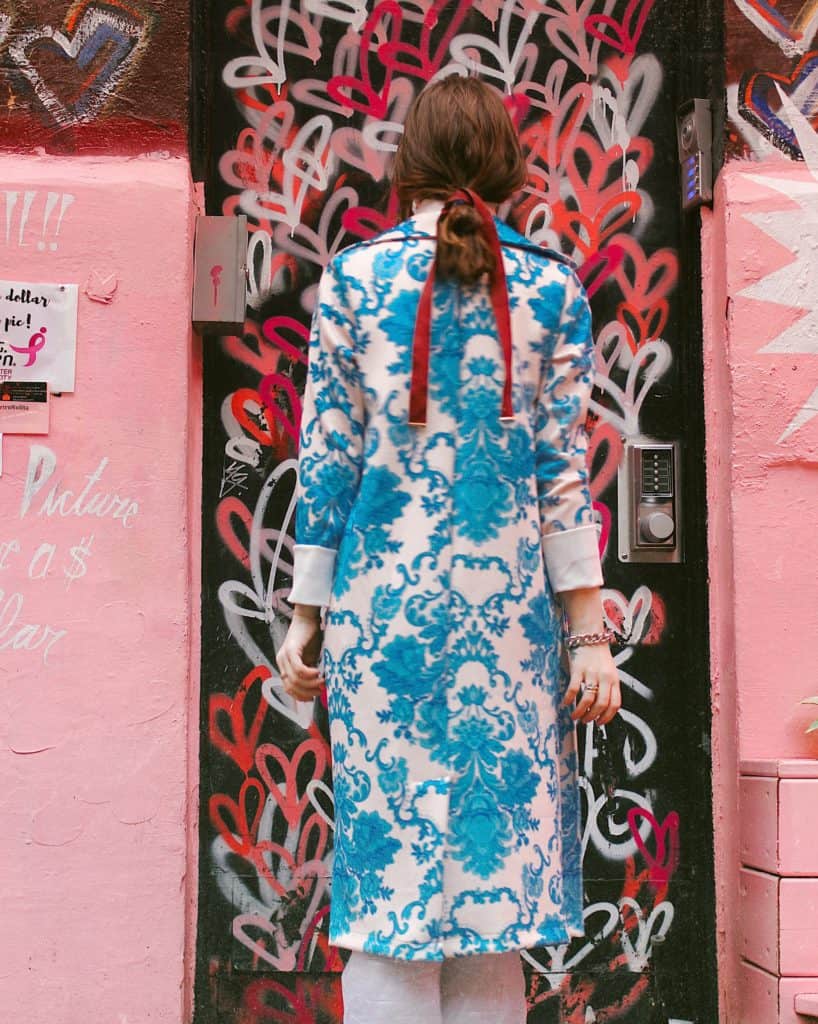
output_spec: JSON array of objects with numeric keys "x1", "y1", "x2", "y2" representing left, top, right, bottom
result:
[
  {"x1": 289, "y1": 544, "x2": 337, "y2": 607},
  {"x1": 543, "y1": 525, "x2": 604, "y2": 593}
]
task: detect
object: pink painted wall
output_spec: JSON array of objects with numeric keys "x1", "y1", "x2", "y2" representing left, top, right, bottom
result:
[
  {"x1": 0, "y1": 155, "x2": 200, "y2": 1024},
  {"x1": 706, "y1": 157, "x2": 818, "y2": 761},
  {"x1": 703, "y1": 155, "x2": 818, "y2": 1021}
]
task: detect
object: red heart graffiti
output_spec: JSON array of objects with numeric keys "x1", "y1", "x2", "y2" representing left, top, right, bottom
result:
[
  {"x1": 378, "y1": 0, "x2": 471, "y2": 81},
  {"x1": 231, "y1": 387, "x2": 275, "y2": 446},
  {"x1": 612, "y1": 235, "x2": 678, "y2": 348},
  {"x1": 209, "y1": 666, "x2": 271, "y2": 774},
  {"x1": 216, "y1": 496, "x2": 254, "y2": 570},
  {"x1": 642, "y1": 590, "x2": 666, "y2": 645},
  {"x1": 220, "y1": 125, "x2": 277, "y2": 191},
  {"x1": 521, "y1": 77, "x2": 593, "y2": 201},
  {"x1": 297, "y1": 810, "x2": 331, "y2": 865},
  {"x1": 585, "y1": 0, "x2": 657, "y2": 55},
  {"x1": 219, "y1": 101, "x2": 294, "y2": 191},
  {"x1": 331, "y1": 75, "x2": 412, "y2": 184},
  {"x1": 241, "y1": 972, "x2": 343, "y2": 1022},
  {"x1": 588, "y1": 420, "x2": 623, "y2": 499},
  {"x1": 562, "y1": 133, "x2": 653, "y2": 219},
  {"x1": 627, "y1": 807, "x2": 680, "y2": 885},
  {"x1": 251, "y1": 848, "x2": 328, "y2": 909},
  {"x1": 209, "y1": 777, "x2": 266, "y2": 857},
  {"x1": 297, "y1": 904, "x2": 334, "y2": 971},
  {"x1": 522, "y1": 83, "x2": 593, "y2": 203},
  {"x1": 232, "y1": 81, "x2": 282, "y2": 117},
  {"x1": 342, "y1": 203, "x2": 394, "y2": 239},
  {"x1": 259, "y1": 372, "x2": 303, "y2": 449},
  {"x1": 504, "y1": 92, "x2": 530, "y2": 128},
  {"x1": 576, "y1": 244, "x2": 625, "y2": 299},
  {"x1": 291, "y1": 30, "x2": 362, "y2": 117},
  {"x1": 593, "y1": 499, "x2": 612, "y2": 555},
  {"x1": 256, "y1": 738, "x2": 329, "y2": 827},
  {"x1": 328, "y1": 2, "x2": 403, "y2": 117},
  {"x1": 617, "y1": 300, "x2": 667, "y2": 349},
  {"x1": 223, "y1": 310, "x2": 297, "y2": 379},
  {"x1": 555, "y1": 193, "x2": 641, "y2": 261},
  {"x1": 261, "y1": 316, "x2": 309, "y2": 365},
  {"x1": 545, "y1": 3, "x2": 603, "y2": 75}
]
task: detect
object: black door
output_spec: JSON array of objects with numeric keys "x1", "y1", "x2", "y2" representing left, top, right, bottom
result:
[{"x1": 192, "y1": 3, "x2": 722, "y2": 1021}]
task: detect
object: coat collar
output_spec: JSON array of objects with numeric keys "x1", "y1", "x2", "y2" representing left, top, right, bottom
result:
[
  {"x1": 410, "y1": 198, "x2": 446, "y2": 235},
  {"x1": 409, "y1": 197, "x2": 502, "y2": 235}
]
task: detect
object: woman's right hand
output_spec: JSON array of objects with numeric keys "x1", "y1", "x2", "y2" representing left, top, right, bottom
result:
[
  {"x1": 276, "y1": 605, "x2": 325, "y2": 702},
  {"x1": 562, "y1": 642, "x2": 621, "y2": 725}
]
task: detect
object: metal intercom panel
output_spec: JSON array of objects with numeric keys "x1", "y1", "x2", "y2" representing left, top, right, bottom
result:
[
  {"x1": 677, "y1": 98, "x2": 713, "y2": 211},
  {"x1": 192, "y1": 214, "x2": 248, "y2": 334},
  {"x1": 618, "y1": 439, "x2": 683, "y2": 563}
]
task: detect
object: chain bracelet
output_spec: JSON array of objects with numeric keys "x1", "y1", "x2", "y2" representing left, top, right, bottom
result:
[{"x1": 564, "y1": 628, "x2": 616, "y2": 650}]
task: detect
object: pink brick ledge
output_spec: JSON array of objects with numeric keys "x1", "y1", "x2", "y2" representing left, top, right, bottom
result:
[
  {"x1": 794, "y1": 992, "x2": 818, "y2": 1016},
  {"x1": 741, "y1": 759, "x2": 818, "y2": 779}
]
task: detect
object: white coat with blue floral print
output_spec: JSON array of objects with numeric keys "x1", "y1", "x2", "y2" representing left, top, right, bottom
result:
[{"x1": 289, "y1": 200, "x2": 604, "y2": 961}]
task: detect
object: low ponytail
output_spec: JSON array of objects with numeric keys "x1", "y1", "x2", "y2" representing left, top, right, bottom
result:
[{"x1": 436, "y1": 202, "x2": 495, "y2": 285}]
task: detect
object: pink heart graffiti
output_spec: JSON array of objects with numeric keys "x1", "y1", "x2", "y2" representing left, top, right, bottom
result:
[
  {"x1": 585, "y1": 0, "x2": 657, "y2": 56},
  {"x1": 627, "y1": 807, "x2": 680, "y2": 885}
]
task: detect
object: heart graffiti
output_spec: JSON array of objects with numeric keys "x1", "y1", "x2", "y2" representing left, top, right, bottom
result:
[
  {"x1": 738, "y1": 50, "x2": 818, "y2": 159},
  {"x1": 733, "y1": 0, "x2": 818, "y2": 58},
  {"x1": 585, "y1": 0, "x2": 657, "y2": 56},
  {"x1": 8, "y1": 3, "x2": 151, "y2": 127}
]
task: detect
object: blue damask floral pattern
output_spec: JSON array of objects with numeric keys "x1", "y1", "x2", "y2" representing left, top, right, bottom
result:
[{"x1": 295, "y1": 202, "x2": 600, "y2": 959}]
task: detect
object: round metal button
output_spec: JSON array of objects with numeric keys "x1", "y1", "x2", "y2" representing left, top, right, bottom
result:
[{"x1": 640, "y1": 510, "x2": 675, "y2": 543}]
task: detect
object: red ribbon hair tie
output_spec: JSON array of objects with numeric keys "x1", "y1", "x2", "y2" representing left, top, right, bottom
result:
[{"x1": 409, "y1": 187, "x2": 515, "y2": 427}]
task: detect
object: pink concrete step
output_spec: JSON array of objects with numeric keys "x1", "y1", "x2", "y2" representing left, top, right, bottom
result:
[
  {"x1": 780, "y1": 879, "x2": 818, "y2": 976},
  {"x1": 741, "y1": 759, "x2": 818, "y2": 779},
  {"x1": 783, "y1": 981, "x2": 818, "y2": 1022},
  {"x1": 740, "y1": 870, "x2": 818, "y2": 976},
  {"x1": 740, "y1": 964, "x2": 818, "y2": 1023},
  {"x1": 794, "y1": 991, "x2": 818, "y2": 1016},
  {"x1": 740, "y1": 867, "x2": 778, "y2": 974},
  {"x1": 740, "y1": 761, "x2": 818, "y2": 876},
  {"x1": 740, "y1": 960, "x2": 777, "y2": 1024}
]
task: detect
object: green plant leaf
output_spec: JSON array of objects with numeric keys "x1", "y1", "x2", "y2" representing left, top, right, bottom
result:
[{"x1": 807, "y1": 720, "x2": 818, "y2": 734}]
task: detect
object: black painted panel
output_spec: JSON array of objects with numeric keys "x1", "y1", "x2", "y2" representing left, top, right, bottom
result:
[{"x1": 193, "y1": 4, "x2": 722, "y2": 1021}]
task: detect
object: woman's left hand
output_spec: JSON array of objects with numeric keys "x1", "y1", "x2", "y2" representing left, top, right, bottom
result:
[
  {"x1": 562, "y1": 643, "x2": 621, "y2": 725},
  {"x1": 276, "y1": 606, "x2": 325, "y2": 702}
]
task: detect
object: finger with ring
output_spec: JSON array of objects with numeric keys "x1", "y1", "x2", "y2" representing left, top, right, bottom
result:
[
  {"x1": 572, "y1": 679, "x2": 599, "y2": 720},
  {"x1": 583, "y1": 681, "x2": 611, "y2": 723}
]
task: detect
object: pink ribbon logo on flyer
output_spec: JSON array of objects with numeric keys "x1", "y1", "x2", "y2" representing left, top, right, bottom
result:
[{"x1": 0, "y1": 281, "x2": 78, "y2": 392}]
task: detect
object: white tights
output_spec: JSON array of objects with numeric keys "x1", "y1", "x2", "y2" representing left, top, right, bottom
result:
[{"x1": 341, "y1": 949, "x2": 528, "y2": 1024}]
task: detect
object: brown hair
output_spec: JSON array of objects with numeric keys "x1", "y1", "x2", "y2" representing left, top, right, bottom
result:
[{"x1": 393, "y1": 77, "x2": 528, "y2": 285}]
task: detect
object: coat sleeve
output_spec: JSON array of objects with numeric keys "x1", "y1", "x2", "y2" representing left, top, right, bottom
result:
[
  {"x1": 289, "y1": 258, "x2": 365, "y2": 607},
  {"x1": 535, "y1": 269, "x2": 604, "y2": 594}
]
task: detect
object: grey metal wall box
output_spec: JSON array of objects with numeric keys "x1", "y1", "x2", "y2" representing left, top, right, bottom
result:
[{"x1": 192, "y1": 214, "x2": 248, "y2": 334}]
